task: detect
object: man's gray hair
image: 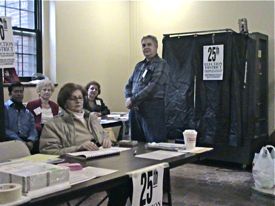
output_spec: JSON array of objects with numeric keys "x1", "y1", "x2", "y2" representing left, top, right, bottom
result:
[{"x1": 141, "y1": 35, "x2": 158, "y2": 46}]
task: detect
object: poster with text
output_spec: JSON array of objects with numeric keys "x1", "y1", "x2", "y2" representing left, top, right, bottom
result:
[
  {"x1": 131, "y1": 164, "x2": 165, "y2": 206},
  {"x1": 0, "y1": 16, "x2": 15, "y2": 68},
  {"x1": 203, "y1": 45, "x2": 224, "y2": 80}
]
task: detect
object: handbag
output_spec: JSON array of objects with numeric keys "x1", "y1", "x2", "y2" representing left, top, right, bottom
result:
[{"x1": 252, "y1": 145, "x2": 275, "y2": 189}]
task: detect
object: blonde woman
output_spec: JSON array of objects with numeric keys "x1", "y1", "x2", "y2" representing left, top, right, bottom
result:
[{"x1": 26, "y1": 79, "x2": 59, "y2": 134}]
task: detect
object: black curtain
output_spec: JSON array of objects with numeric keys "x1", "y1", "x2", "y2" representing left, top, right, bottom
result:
[{"x1": 163, "y1": 32, "x2": 249, "y2": 147}]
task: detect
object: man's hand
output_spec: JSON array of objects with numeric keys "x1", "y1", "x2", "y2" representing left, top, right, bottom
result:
[{"x1": 125, "y1": 97, "x2": 132, "y2": 109}]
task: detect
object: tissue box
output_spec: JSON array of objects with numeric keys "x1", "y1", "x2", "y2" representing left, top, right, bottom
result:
[{"x1": 0, "y1": 161, "x2": 69, "y2": 194}]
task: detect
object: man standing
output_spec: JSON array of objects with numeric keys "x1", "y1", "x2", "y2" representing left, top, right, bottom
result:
[
  {"x1": 4, "y1": 82, "x2": 38, "y2": 151},
  {"x1": 125, "y1": 35, "x2": 169, "y2": 142}
]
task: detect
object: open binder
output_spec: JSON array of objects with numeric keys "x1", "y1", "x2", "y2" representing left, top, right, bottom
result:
[{"x1": 66, "y1": 147, "x2": 120, "y2": 160}]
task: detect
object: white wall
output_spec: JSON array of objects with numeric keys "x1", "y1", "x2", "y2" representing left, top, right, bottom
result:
[
  {"x1": 41, "y1": 1, "x2": 130, "y2": 112},
  {"x1": 8, "y1": 0, "x2": 273, "y2": 133}
]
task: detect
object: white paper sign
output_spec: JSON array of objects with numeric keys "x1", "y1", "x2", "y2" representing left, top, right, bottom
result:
[
  {"x1": 203, "y1": 45, "x2": 224, "y2": 80},
  {"x1": 95, "y1": 99, "x2": 101, "y2": 106},
  {"x1": 33, "y1": 107, "x2": 42, "y2": 115},
  {"x1": 130, "y1": 163, "x2": 166, "y2": 206},
  {"x1": 0, "y1": 16, "x2": 15, "y2": 68}
]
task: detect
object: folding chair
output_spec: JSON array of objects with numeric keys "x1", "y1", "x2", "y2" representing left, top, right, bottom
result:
[{"x1": 0, "y1": 140, "x2": 30, "y2": 162}]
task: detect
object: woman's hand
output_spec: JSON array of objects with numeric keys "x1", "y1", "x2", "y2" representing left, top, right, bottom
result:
[
  {"x1": 91, "y1": 112, "x2": 101, "y2": 117},
  {"x1": 80, "y1": 141, "x2": 99, "y2": 151},
  {"x1": 102, "y1": 138, "x2": 112, "y2": 148}
]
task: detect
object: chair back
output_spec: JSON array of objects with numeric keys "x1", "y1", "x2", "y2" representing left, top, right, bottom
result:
[{"x1": 0, "y1": 140, "x2": 30, "y2": 162}]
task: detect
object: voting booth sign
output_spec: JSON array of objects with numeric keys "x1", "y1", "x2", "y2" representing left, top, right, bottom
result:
[
  {"x1": 129, "y1": 163, "x2": 169, "y2": 206},
  {"x1": 203, "y1": 44, "x2": 224, "y2": 80}
]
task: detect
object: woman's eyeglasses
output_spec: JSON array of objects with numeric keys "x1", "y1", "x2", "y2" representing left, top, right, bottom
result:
[{"x1": 68, "y1": 96, "x2": 84, "y2": 101}]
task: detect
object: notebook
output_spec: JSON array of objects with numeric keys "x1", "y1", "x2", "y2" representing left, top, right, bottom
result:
[{"x1": 66, "y1": 147, "x2": 120, "y2": 160}]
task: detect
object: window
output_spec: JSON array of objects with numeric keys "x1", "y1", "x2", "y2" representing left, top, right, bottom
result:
[{"x1": 0, "y1": 0, "x2": 42, "y2": 81}]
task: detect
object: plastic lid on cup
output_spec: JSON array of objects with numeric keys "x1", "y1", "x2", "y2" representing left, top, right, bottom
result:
[{"x1": 183, "y1": 129, "x2": 197, "y2": 135}]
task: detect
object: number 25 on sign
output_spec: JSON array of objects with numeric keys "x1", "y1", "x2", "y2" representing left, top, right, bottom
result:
[{"x1": 139, "y1": 170, "x2": 161, "y2": 206}]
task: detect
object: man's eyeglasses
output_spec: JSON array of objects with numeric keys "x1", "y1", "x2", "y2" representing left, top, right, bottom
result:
[{"x1": 142, "y1": 42, "x2": 153, "y2": 48}]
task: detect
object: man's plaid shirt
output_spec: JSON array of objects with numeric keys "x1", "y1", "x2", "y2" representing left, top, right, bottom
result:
[{"x1": 125, "y1": 55, "x2": 169, "y2": 106}]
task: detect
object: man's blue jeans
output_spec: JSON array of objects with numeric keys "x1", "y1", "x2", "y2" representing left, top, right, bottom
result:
[{"x1": 129, "y1": 99, "x2": 167, "y2": 142}]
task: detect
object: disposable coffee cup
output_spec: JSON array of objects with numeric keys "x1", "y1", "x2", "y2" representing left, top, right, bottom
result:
[{"x1": 183, "y1": 129, "x2": 197, "y2": 150}]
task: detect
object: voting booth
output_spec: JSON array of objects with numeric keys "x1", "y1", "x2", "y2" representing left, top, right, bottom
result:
[{"x1": 163, "y1": 29, "x2": 268, "y2": 166}]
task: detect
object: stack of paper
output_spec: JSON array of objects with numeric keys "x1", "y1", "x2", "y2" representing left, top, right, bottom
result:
[{"x1": 0, "y1": 161, "x2": 70, "y2": 197}]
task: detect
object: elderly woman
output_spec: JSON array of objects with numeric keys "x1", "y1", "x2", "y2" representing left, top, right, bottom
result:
[
  {"x1": 40, "y1": 83, "x2": 129, "y2": 206},
  {"x1": 39, "y1": 83, "x2": 112, "y2": 155},
  {"x1": 26, "y1": 79, "x2": 59, "y2": 134},
  {"x1": 84, "y1": 81, "x2": 110, "y2": 116},
  {"x1": 26, "y1": 80, "x2": 58, "y2": 153}
]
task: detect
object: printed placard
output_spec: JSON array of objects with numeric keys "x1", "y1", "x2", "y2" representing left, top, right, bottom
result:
[
  {"x1": 0, "y1": 16, "x2": 15, "y2": 68},
  {"x1": 95, "y1": 99, "x2": 101, "y2": 106},
  {"x1": 130, "y1": 164, "x2": 166, "y2": 206},
  {"x1": 203, "y1": 45, "x2": 224, "y2": 80}
]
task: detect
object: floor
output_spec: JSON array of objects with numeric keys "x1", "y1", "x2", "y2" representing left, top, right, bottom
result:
[{"x1": 65, "y1": 161, "x2": 275, "y2": 206}]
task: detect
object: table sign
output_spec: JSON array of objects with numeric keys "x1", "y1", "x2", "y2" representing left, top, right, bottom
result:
[{"x1": 128, "y1": 162, "x2": 169, "y2": 206}]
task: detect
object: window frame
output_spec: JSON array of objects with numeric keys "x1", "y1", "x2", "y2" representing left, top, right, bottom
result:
[{"x1": 1, "y1": 0, "x2": 43, "y2": 82}]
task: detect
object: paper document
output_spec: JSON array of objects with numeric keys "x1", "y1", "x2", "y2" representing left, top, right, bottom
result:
[
  {"x1": 17, "y1": 154, "x2": 62, "y2": 163},
  {"x1": 70, "y1": 166, "x2": 117, "y2": 185},
  {"x1": 176, "y1": 147, "x2": 213, "y2": 154},
  {"x1": 147, "y1": 142, "x2": 185, "y2": 151},
  {"x1": 186, "y1": 147, "x2": 213, "y2": 153},
  {"x1": 100, "y1": 119, "x2": 118, "y2": 124},
  {"x1": 102, "y1": 112, "x2": 129, "y2": 121},
  {"x1": 252, "y1": 186, "x2": 275, "y2": 197},
  {"x1": 67, "y1": 147, "x2": 120, "y2": 159},
  {"x1": 135, "y1": 150, "x2": 183, "y2": 160},
  {"x1": 114, "y1": 147, "x2": 132, "y2": 152}
]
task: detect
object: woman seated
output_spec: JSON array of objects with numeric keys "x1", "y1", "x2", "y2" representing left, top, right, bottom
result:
[
  {"x1": 26, "y1": 79, "x2": 59, "y2": 153},
  {"x1": 85, "y1": 81, "x2": 118, "y2": 142},
  {"x1": 84, "y1": 81, "x2": 110, "y2": 117},
  {"x1": 27, "y1": 80, "x2": 59, "y2": 133},
  {"x1": 39, "y1": 83, "x2": 129, "y2": 206},
  {"x1": 40, "y1": 83, "x2": 111, "y2": 155}
]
